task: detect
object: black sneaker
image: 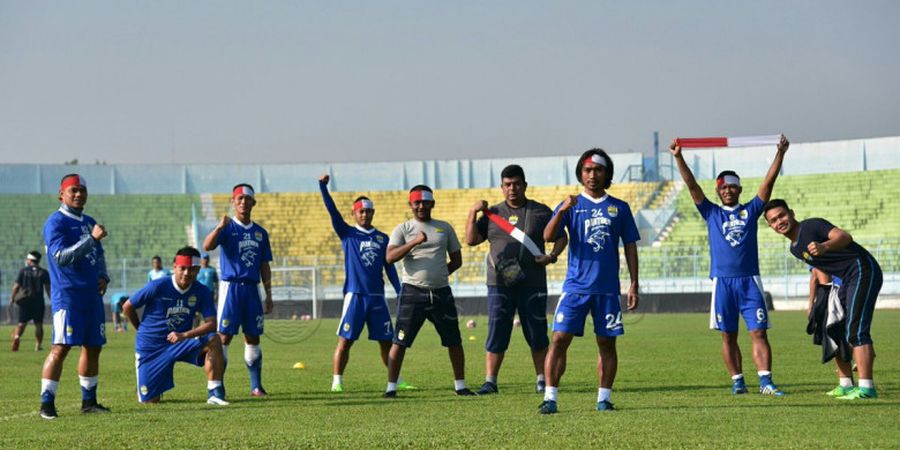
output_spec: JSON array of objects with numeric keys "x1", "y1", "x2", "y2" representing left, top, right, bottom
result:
[
  {"x1": 382, "y1": 390, "x2": 397, "y2": 399},
  {"x1": 476, "y1": 381, "x2": 498, "y2": 395},
  {"x1": 81, "y1": 400, "x2": 111, "y2": 414},
  {"x1": 40, "y1": 402, "x2": 57, "y2": 420},
  {"x1": 455, "y1": 388, "x2": 476, "y2": 396}
]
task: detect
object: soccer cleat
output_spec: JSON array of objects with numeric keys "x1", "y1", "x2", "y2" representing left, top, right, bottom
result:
[
  {"x1": 11, "y1": 337, "x2": 20, "y2": 352},
  {"x1": 331, "y1": 384, "x2": 344, "y2": 393},
  {"x1": 538, "y1": 400, "x2": 558, "y2": 415},
  {"x1": 731, "y1": 379, "x2": 748, "y2": 395},
  {"x1": 206, "y1": 396, "x2": 229, "y2": 406},
  {"x1": 455, "y1": 388, "x2": 476, "y2": 396},
  {"x1": 81, "y1": 400, "x2": 111, "y2": 414},
  {"x1": 837, "y1": 387, "x2": 877, "y2": 400},
  {"x1": 825, "y1": 386, "x2": 855, "y2": 397},
  {"x1": 396, "y1": 380, "x2": 417, "y2": 390},
  {"x1": 250, "y1": 387, "x2": 268, "y2": 398},
  {"x1": 476, "y1": 381, "x2": 498, "y2": 395},
  {"x1": 536, "y1": 379, "x2": 546, "y2": 394},
  {"x1": 382, "y1": 390, "x2": 397, "y2": 399},
  {"x1": 759, "y1": 383, "x2": 785, "y2": 397},
  {"x1": 39, "y1": 402, "x2": 58, "y2": 420},
  {"x1": 596, "y1": 400, "x2": 615, "y2": 411}
]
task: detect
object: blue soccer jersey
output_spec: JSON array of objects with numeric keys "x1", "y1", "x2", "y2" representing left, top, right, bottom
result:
[
  {"x1": 697, "y1": 196, "x2": 764, "y2": 277},
  {"x1": 320, "y1": 181, "x2": 401, "y2": 295},
  {"x1": 552, "y1": 193, "x2": 640, "y2": 294},
  {"x1": 129, "y1": 276, "x2": 216, "y2": 352},
  {"x1": 216, "y1": 219, "x2": 273, "y2": 282},
  {"x1": 43, "y1": 207, "x2": 108, "y2": 308}
]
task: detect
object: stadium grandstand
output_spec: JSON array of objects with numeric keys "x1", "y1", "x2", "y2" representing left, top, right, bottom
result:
[{"x1": 2, "y1": 135, "x2": 899, "y2": 316}]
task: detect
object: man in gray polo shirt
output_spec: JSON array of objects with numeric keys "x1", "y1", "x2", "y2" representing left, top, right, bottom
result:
[
  {"x1": 465, "y1": 164, "x2": 568, "y2": 395},
  {"x1": 383, "y1": 185, "x2": 474, "y2": 398}
]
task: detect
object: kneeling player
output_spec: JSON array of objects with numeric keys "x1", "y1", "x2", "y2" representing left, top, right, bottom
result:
[
  {"x1": 764, "y1": 199, "x2": 882, "y2": 400},
  {"x1": 123, "y1": 247, "x2": 227, "y2": 405}
]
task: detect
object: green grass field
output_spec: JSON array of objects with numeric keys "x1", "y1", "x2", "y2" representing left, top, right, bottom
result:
[{"x1": 1, "y1": 311, "x2": 898, "y2": 449}]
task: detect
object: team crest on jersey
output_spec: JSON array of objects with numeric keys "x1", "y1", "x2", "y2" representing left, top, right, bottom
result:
[
  {"x1": 802, "y1": 251, "x2": 811, "y2": 261},
  {"x1": 222, "y1": 319, "x2": 230, "y2": 328},
  {"x1": 556, "y1": 313, "x2": 564, "y2": 323},
  {"x1": 739, "y1": 210, "x2": 748, "y2": 219},
  {"x1": 607, "y1": 205, "x2": 618, "y2": 217},
  {"x1": 508, "y1": 215, "x2": 519, "y2": 225},
  {"x1": 343, "y1": 323, "x2": 351, "y2": 332},
  {"x1": 716, "y1": 313, "x2": 723, "y2": 323},
  {"x1": 66, "y1": 325, "x2": 73, "y2": 336},
  {"x1": 188, "y1": 295, "x2": 197, "y2": 307},
  {"x1": 435, "y1": 228, "x2": 445, "y2": 233},
  {"x1": 140, "y1": 385, "x2": 149, "y2": 395},
  {"x1": 254, "y1": 231, "x2": 263, "y2": 241},
  {"x1": 397, "y1": 330, "x2": 405, "y2": 341},
  {"x1": 376, "y1": 235, "x2": 384, "y2": 243}
]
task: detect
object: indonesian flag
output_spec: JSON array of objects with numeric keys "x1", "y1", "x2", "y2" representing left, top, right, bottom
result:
[
  {"x1": 482, "y1": 210, "x2": 542, "y2": 257},
  {"x1": 675, "y1": 135, "x2": 781, "y2": 148}
]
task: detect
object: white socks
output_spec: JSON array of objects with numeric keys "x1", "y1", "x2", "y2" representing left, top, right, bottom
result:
[
  {"x1": 731, "y1": 374, "x2": 744, "y2": 381},
  {"x1": 536, "y1": 374, "x2": 545, "y2": 383},
  {"x1": 859, "y1": 379, "x2": 875, "y2": 389},
  {"x1": 41, "y1": 378, "x2": 59, "y2": 395},
  {"x1": 839, "y1": 377, "x2": 854, "y2": 388},
  {"x1": 79, "y1": 376, "x2": 98, "y2": 390},
  {"x1": 485, "y1": 376, "x2": 497, "y2": 384},
  {"x1": 208, "y1": 380, "x2": 223, "y2": 390},
  {"x1": 544, "y1": 386, "x2": 558, "y2": 402},
  {"x1": 454, "y1": 379, "x2": 466, "y2": 391},
  {"x1": 244, "y1": 344, "x2": 261, "y2": 365},
  {"x1": 386, "y1": 382, "x2": 397, "y2": 392},
  {"x1": 757, "y1": 370, "x2": 771, "y2": 377},
  {"x1": 597, "y1": 388, "x2": 612, "y2": 403},
  {"x1": 333, "y1": 375, "x2": 343, "y2": 387}
]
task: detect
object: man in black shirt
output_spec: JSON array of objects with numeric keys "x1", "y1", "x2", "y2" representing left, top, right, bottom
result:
[
  {"x1": 763, "y1": 199, "x2": 882, "y2": 400},
  {"x1": 11, "y1": 251, "x2": 52, "y2": 352},
  {"x1": 465, "y1": 165, "x2": 568, "y2": 395}
]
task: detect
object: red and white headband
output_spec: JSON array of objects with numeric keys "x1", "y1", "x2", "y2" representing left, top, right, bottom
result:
[
  {"x1": 174, "y1": 255, "x2": 201, "y2": 267},
  {"x1": 353, "y1": 199, "x2": 374, "y2": 211},
  {"x1": 409, "y1": 190, "x2": 434, "y2": 202},
  {"x1": 232, "y1": 185, "x2": 255, "y2": 198},
  {"x1": 60, "y1": 175, "x2": 87, "y2": 191},
  {"x1": 716, "y1": 175, "x2": 741, "y2": 188},
  {"x1": 583, "y1": 154, "x2": 607, "y2": 168}
]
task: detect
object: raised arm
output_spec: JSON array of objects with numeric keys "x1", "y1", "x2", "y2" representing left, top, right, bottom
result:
[
  {"x1": 757, "y1": 135, "x2": 789, "y2": 202},
  {"x1": 464, "y1": 200, "x2": 488, "y2": 246},
  {"x1": 47, "y1": 222, "x2": 107, "y2": 267},
  {"x1": 386, "y1": 231, "x2": 427, "y2": 264},
  {"x1": 669, "y1": 140, "x2": 707, "y2": 205},
  {"x1": 319, "y1": 174, "x2": 351, "y2": 236},
  {"x1": 543, "y1": 196, "x2": 576, "y2": 242},
  {"x1": 202, "y1": 216, "x2": 230, "y2": 252}
]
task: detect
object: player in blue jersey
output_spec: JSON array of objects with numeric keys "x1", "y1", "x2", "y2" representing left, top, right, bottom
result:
[
  {"x1": 202, "y1": 183, "x2": 273, "y2": 397},
  {"x1": 670, "y1": 135, "x2": 789, "y2": 396},
  {"x1": 39, "y1": 174, "x2": 111, "y2": 419},
  {"x1": 539, "y1": 149, "x2": 640, "y2": 414},
  {"x1": 122, "y1": 247, "x2": 228, "y2": 405},
  {"x1": 764, "y1": 199, "x2": 882, "y2": 400},
  {"x1": 319, "y1": 174, "x2": 403, "y2": 392}
]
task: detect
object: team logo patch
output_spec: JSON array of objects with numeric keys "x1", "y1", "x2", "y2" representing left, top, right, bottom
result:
[
  {"x1": 508, "y1": 215, "x2": 519, "y2": 225},
  {"x1": 717, "y1": 313, "x2": 723, "y2": 323},
  {"x1": 739, "y1": 210, "x2": 748, "y2": 219},
  {"x1": 222, "y1": 319, "x2": 230, "y2": 328},
  {"x1": 435, "y1": 228, "x2": 445, "y2": 233},
  {"x1": 802, "y1": 251, "x2": 811, "y2": 261},
  {"x1": 343, "y1": 323, "x2": 350, "y2": 332},
  {"x1": 140, "y1": 385, "x2": 149, "y2": 395},
  {"x1": 607, "y1": 205, "x2": 618, "y2": 217},
  {"x1": 376, "y1": 235, "x2": 384, "y2": 243},
  {"x1": 188, "y1": 295, "x2": 197, "y2": 307},
  {"x1": 397, "y1": 330, "x2": 405, "y2": 341},
  {"x1": 254, "y1": 231, "x2": 263, "y2": 241},
  {"x1": 556, "y1": 313, "x2": 564, "y2": 323},
  {"x1": 66, "y1": 325, "x2": 73, "y2": 336}
]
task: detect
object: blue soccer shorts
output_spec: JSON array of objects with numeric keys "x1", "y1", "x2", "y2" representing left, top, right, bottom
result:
[
  {"x1": 552, "y1": 292, "x2": 623, "y2": 338},
  {"x1": 337, "y1": 292, "x2": 393, "y2": 341},
  {"x1": 217, "y1": 281, "x2": 264, "y2": 337},
  {"x1": 709, "y1": 276, "x2": 769, "y2": 333},
  {"x1": 135, "y1": 334, "x2": 211, "y2": 402},
  {"x1": 51, "y1": 295, "x2": 107, "y2": 347}
]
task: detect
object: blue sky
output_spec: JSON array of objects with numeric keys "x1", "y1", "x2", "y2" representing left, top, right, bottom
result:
[{"x1": 1, "y1": 1, "x2": 898, "y2": 164}]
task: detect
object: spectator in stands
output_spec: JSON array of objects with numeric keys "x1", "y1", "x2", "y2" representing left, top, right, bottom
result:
[
  {"x1": 110, "y1": 292, "x2": 129, "y2": 332},
  {"x1": 383, "y1": 185, "x2": 474, "y2": 397},
  {"x1": 669, "y1": 135, "x2": 789, "y2": 397},
  {"x1": 764, "y1": 199, "x2": 883, "y2": 400},
  {"x1": 11, "y1": 251, "x2": 51, "y2": 351},
  {"x1": 147, "y1": 255, "x2": 171, "y2": 282},
  {"x1": 464, "y1": 164, "x2": 567, "y2": 395}
]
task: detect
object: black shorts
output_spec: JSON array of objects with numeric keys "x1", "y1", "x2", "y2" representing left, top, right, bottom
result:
[
  {"x1": 17, "y1": 300, "x2": 45, "y2": 324},
  {"x1": 838, "y1": 256, "x2": 883, "y2": 347},
  {"x1": 485, "y1": 285, "x2": 549, "y2": 353},
  {"x1": 393, "y1": 284, "x2": 462, "y2": 348}
]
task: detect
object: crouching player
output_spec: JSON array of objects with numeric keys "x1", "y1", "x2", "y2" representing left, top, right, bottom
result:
[
  {"x1": 764, "y1": 199, "x2": 882, "y2": 400},
  {"x1": 123, "y1": 247, "x2": 228, "y2": 405}
]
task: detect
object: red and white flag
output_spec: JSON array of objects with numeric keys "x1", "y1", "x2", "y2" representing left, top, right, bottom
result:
[
  {"x1": 675, "y1": 135, "x2": 781, "y2": 148},
  {"x1": 482, "y1": 210, "x2": 543, "y2": 257}
]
